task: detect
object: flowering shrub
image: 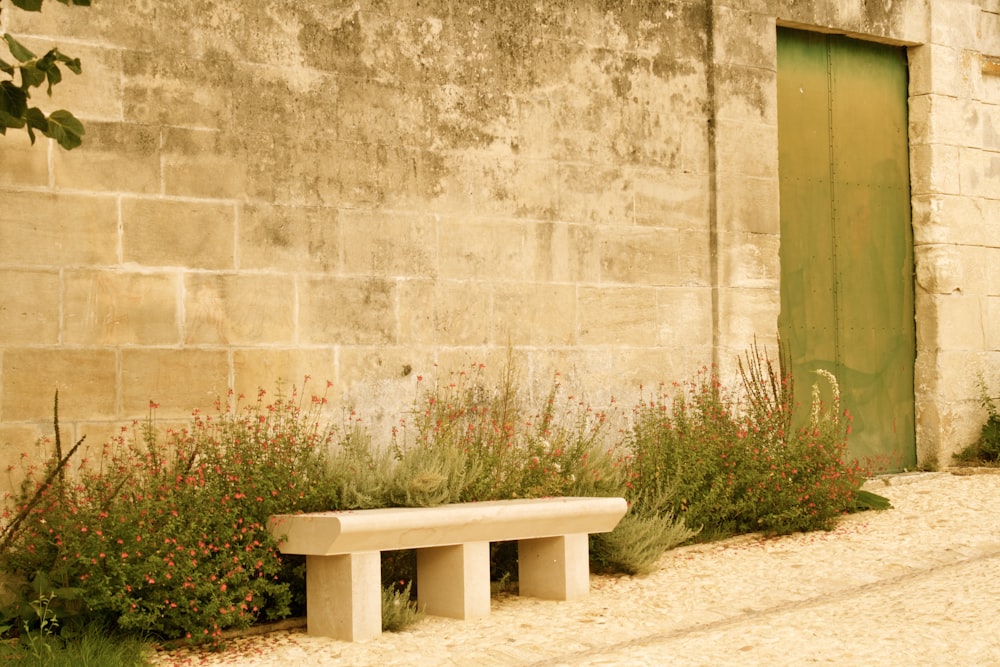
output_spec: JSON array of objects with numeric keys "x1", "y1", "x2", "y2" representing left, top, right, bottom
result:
[
  {"x1": 626, "y1": 345, "x2": 873, "y2": 538},
  {"x1": 391, "y1": 361, "x2": 625, "y2": 505},
  {"x1": 2, "y1": 383, "x2": 339, "y2": 643}
]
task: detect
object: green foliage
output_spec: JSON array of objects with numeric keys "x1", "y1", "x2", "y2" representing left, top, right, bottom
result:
[
  {"x1": 625, "y1": 344, "x2": 882, "y2": 539},
  {"x1": 392, "y1": 361, "x2": 625, "y2": 505},
  {"x1": 0, "y1": 624, "x2": 152, "y2": 667},
  {"x1": 955, "y1": 375, "x2": 1000, "y2": 464},
  {"x1": 590, "y1": 508, "x2": 696, "y2": 576},
  {"x1": 380, "y1": 580, "x2": 421, "y2": 633},
  {"x1": 1, "y1": 383, "x2": 340, "y2": 645},
  {"x1": 1, "y1": 0, "x2": 88, "y2": 149}
]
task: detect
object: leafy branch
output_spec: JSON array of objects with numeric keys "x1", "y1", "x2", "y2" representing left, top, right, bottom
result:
[{"x1": 0, "y1": 0, "x2": 90, "y2": 150}]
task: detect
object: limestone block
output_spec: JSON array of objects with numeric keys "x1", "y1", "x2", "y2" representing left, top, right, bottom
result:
[
  {"x1": 914, "y1": 244, "x2": 968, "y2": 295},
  {"x1": 306, "y1": 552, "x2": 382, "y2": 641},
  {"x1": 2, "y1": 349, "x2": 117, "y2": 421},
  {"x1": 397, "y1": 279, "x2": 491, "y2": 347},
  {"x1": 567, "y1": 224, "x2": 602, "y2": 285},
  {"x1": 981, "y1": 103, "x2": 1000, "y2": 152},
  {"x1": 162, "y1": 128, "x2": 247, "y2": 200},
  {"x1": 340, "y1": 210, "x2": 437, "y2": 278},
  {"x1": 713, "y1": 6, "x2": 775, "y2": 70},
  {"x1": 578, "y1": 286, "x2": 657, "y2": 346},
  {"x1": 0, "y1": 130, "x2": 49, "y2": 187},
  {"x1": 909, "y1": 44, "x2": 968, "y2": 98},
  {"x1": 982, "y1": 9, "x2": 1000, "y2": 56},
  {"x1": 437, "y1": 218, "x2": 534, "y2": 282},
  {"x1": 298, "y1": 276, "x2": 396, "y2": 346},
  {"x1": 64, "y1": 270, "x2": 180, "y2": 345},
  {"x1": 121, "y1": 198, "x2": 235, "y2": 269},
  {"x1": 717, "y1": 175, "x2": 779, "y2": 235},
  {"x1": 0, "y1": 424, "x2": 49, "y2": 494},
  {"x1": 336, "y1": 345, "x2": 433, "y2": 418},
  {"x1": 2, "y1": 193, "x2": 118, "y2": 266},
  {"x1": 911, "y1": 94, "x2": 983, "y2": 148},
  {"x1": 984, "y1": 198, "x2": 1000, "y2": 245},
  {"x1": 630, "y1": 170, "x2": 711, "y2": 231},
  {"x1": 911, "y1": 194, "x2": 985, "y2": 245},
  {"x1": 983, "y1": 296, "x2": 1000, "y2": 348},
  {"x1": 959, "y1": 146, "x2": 1000, "y2": 197},
  {"x1": 0, "y1": 269, "x2": 60, "y2": 345},
  {"x1": 120, "y1": 349, "x2": 229, "y2": 417},
  {"x1": 271, "y1": 498, "x2": 628, "y2": 554},
  {"x1": 493, "y1": 283, "x2": 576, "y2": 346},
  {"x1": 929, "y1": 0, "x2": 981, "y2": 51},
  {"x1": 719, "y1": 231, "x2": 780, "y2": 290},
  {"x1": 54, "y1": 122, "x2": 160, "y2": 194},
  {"x1": 239, "y1": 203, "x2": 340, "y2": 273},
  {"x1": 676, "y1": 230, "x2": 714, "y2": 286},
  {"x1": 979, "y1": 64, "x2": 1000, "y2": 105},
  {"x1": 232, "y1": 348, "x2": 336, "y2": 402},
  {"x1": 184, "y1": 273, "x2": 295, "y2": 345},
  {"x1": 656, "y1": 287, "x2": 714, "y2": 347},
  {"x1": 459, "y1": 153, "x2": 560, "y2": 221},
  {"x1": 716, "y1": 287, "x2": 779, "y2": 351},
  {"x1": 714, "y1": 118, "x2": 779, "y2": 179},
  {"x1": 553, "y1": 163, "x2": 633, "y2": 227},
  {"x1": 920, "y1": 293, "x2": 985, "y2": 351},
  {"x1": 918, "y1": 347, "x2": 986, "y2": 404},
  {"x1": 597, "y1": 227, "x2": 691, "y2": 286},
  {"x1": 716, "y1": 63, "x2": 778, "y2": 126},
  {"x1": 910, "y1": 143, "x2": 962, "y2": 195},
  {"x1": 531, "y1": 222, "x2": 571, "y2": 283},
  {"x1": 260, "y1": 134, "x2": 344, "y2": 208},
  {"x1": 518, "y1": 534, "x2": 591, "y2": 601},
  {"x1": 417, "y1": 542, "x2": 491, "y2": 620},
  {"x1": 123, "y1": 51, "x2": 234, "y2": 128}
]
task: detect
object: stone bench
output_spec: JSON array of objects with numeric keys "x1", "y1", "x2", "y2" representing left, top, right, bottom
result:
[{"x1": 267, "y1": 496, "x2": 627, "y2": 641}]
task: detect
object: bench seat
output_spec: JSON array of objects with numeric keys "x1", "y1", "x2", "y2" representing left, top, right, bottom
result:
[{"x1": 268, "y1": 496, "x2": 627, "y2": 641}]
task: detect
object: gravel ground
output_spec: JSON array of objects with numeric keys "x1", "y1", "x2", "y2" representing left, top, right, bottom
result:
[{"x1": 153, "y1": 471, "x2": 1000, "y2": 666}]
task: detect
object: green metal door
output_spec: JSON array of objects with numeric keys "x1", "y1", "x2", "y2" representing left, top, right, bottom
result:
[{"x1": 777, "y1": 28, "x2": 916, "y2": 470}]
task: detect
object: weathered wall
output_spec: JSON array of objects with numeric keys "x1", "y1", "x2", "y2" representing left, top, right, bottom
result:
[{"x1": 0, "y1": 0, "x2": 996, "y2": 475}]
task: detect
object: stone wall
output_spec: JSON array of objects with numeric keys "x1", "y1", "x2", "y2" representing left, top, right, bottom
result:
[{"x1": 0, "y1": 0, "x2": 997, "y2": 478}]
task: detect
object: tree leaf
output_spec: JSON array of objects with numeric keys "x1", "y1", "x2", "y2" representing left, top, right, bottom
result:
[
  {"x1": 0, "y1": 58, "x2": 14, "y2": 77},
  {"x1": 24, "y1": 107, "x2": 49, "y2": 144},
  {"x1": 43, "y1": 109, "x2": 84, "y2": 150},
  {"x1": 19, "y1": 63, "x2": 46, "y2": 90},
  {"x1": 3, "y1": 35, "x2": 36, "y2": 63},
  {"x1": 45, "y1": 64, "x2": 63, "y2": 94},
  {"x1": 25, "y1": 106, "x2": 48, "y2": 132},
  {"x1": 11, "y1": 0, "x2": 44, "y2": 11},
  {"x1": 0, "y1": 81, "x2": 28, "y2": 125}
]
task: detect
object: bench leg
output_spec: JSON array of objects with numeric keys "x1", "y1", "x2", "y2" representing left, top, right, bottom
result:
[
  {"x1": 306, "y1": 552, "x2": 382, "y2": 641},
  {"x1": 416, "y1": 542, "x2": 490, "y2": 619},
  {"x1": 518, "y1": 533, "x2": 590, "y2": 601}
]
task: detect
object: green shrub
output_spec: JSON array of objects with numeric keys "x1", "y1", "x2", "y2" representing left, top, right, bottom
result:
[
  {"x1": 1, "y1": 383, "x2": 339, "y2": 644},
  {"x1": 381, "y1": 580, "x2": 421, "y2": 632},
  {"x1": 391, "y1": 361, "x2": 625, "y2": 505},
  {"x1": 626, "y1": 344, "x2": 876, "y2": 539},
  {"x1": 591, "y1": 507, "x2": 696, "y2": 576},
  {"x1": 0, "y1": 624, "x2": 153, "y2": 667},
  {"x1": 955, "y1": 375, "x2": 1000, "y2": 463}
]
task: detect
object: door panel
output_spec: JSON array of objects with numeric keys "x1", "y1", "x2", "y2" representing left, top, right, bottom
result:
[{"x1": 777, "y1": 28, "x2": 916, "y2": 470}]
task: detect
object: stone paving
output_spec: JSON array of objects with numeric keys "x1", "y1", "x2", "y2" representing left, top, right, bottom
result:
[{"x1": 155, "y1": 471, "x2": 1000, "y2": 666}]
